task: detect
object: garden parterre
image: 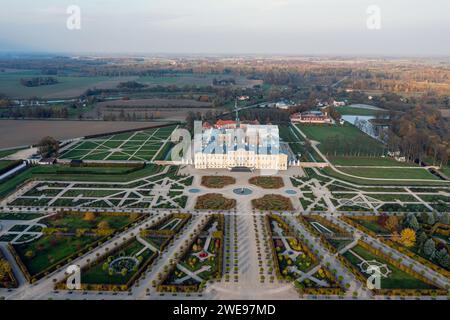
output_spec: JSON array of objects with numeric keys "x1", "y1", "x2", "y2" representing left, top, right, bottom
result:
[{"x1": 60, "y1": 125, "x2": 178, "y2": 162}]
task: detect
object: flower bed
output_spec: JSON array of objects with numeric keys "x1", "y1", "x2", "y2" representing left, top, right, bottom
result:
[
  {"x1": 252, "y1": 194, "x2": 293, "y2": 211},
  {"x1": 249, "y1": 176, "x2": 284, "y2": 189},
  {"x1": 195, "y1": 193, "x2": 236, "y2": 210},
  {"x1": 201, "y1": 176, "x2": 236, "y2": 188}
]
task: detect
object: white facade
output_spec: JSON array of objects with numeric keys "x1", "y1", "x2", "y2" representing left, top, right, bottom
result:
[{"x1": 194, "y1": 123, "x2": 288, "y2": 170}]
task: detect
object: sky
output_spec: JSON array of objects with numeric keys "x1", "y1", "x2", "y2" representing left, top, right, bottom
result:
[{"x1": 0, "y1": 0, "x2": 449, "y2": 56}]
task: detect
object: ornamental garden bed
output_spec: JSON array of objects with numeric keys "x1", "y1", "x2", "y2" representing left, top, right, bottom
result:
[
  {"x1": 266, "y1": 215, "x2": 318, "y2": 279},
  {"x1": 265, "y1": 215, "x2": 343, "y2": 294},
  {"x1": 10, "y1": 211, "x2": 146, "y2": 282},
  {"x1": 201, "y1": 176, "x2": 236, "y2": 189},
  {"x1": 339, "y1": 241, "x2": 445, "y2": 296},
  {"x1": 195, "y1": 193, "x2": 236, "y2": 210},
  {"x1": 158, "y1": 214, "x2": 224, "y2": 293},
  {"x1": 56, "y1": 213, "x2": 191, "y2": 292},
  {"x1": 343, "y1": 214, "x2": 450, "y2": 275},
  {"x1": 76, "y1": 238, "x2": 157, "y2": 291},
  {"x1": 252, "y1": 194, "x2": 294, "y2": 211},
  {"x1": 249, "y1": 176, "x2": 284, "y2": 189},
  {"x1": 300, "y1": 215, "x2": 354, "y2": 252}
]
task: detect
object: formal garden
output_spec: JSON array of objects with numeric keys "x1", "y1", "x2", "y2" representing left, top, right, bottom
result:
[
  {"x1": 342, "y1": 213, "x2": 450, "y2": 276},
  {"x1": 252, "y1": 194, "x2": 294, "y2": 211},
  {"x1": 56, "y1": 213, "x2": 191, "y2": 291},
  {"x1": 266, "y1": 215, "x2": 318, "y2": 280},
  {"x1": 249, "y1": 176, "x2": 284, "y2": 189},
  {"x1": 195, "y1": 193, "x2": 236, "y2": 210},
  {"x1": 158, "y1": 214, "x2": 224, "y2": 292},
  {"x1": 201, "y1": 176, "x2": 236, "y2": 189},
  {"x1": 300, "y1": 215, "x2": 354, "y2": 252},
  {"x1": 339, "y1": 241, "x2": 444, "y2": 295},
  {"x1": 6, "y1": 165, "x2": 193, "y2": 210},
  {"x1": 78, "y1": 238, "x2": 156, "y2": 291},
  {"x1": 9, "y1": 211, "x2": 145, "y2": 282},
  {"x1": 59, "y1": 125, "x2": 177, "y2": 162}
]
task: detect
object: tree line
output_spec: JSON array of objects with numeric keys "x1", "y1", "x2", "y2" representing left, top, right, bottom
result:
[{"x1": 387, "y1": 105, "x2": 449, "y2": 166}]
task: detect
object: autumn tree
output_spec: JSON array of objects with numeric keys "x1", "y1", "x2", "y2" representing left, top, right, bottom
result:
[
  {"x1": 83, "y1": 212, "x2": 96, "y2": 221},
  {"x1": 398, "y1": 228, "x2": 416, "y2": 247},
  {"x1": 98, "y1": 220, "x2": 110, "y2": 230},
  {"x1": 385, "y1": 216, "x2": 399, "y2": 232},
  {"x1": 38, "y1": 136, "x2": 59, "y2": 158},
  {"x1": 0, "y1": 258, "x2": 12, "y2": 279}
]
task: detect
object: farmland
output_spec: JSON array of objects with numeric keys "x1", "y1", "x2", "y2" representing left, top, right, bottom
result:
[{"x1": 0, "y1": 70, "x2": 134, "y2": 99}]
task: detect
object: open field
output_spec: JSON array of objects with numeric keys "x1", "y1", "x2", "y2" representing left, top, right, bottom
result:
[
  {"x1": 0, "y1": 71, "x2": 261, "y2": 99},
  {"x1": 0, "y1": 120, "x2": 169, "y2": 149},
  {"x1": 0, "y1": 70, "x2": 137, "y2": 99},
  {"x1": 100, "y1": 107, "x2": 222, "y2": 122},
  {"x1": 328, "y1": 156, "x2": 418, "y2": 167},
  {"x1": 337, "y1": 105, "x2": 387, "y2": 116},
  {"x1": 60, "y1": 125, "x2": 177, "y2": 161},
  {"x1": 321, "y1": 167, "x2": 448, "y2": 186},
  {"x1": 97, "y1": 98, "x2": 212, "y2": 108},
  {"x1": 338, "y1": 167, "x2": 439, "y2": 180},
  {"x1": 137, "y1": 73, "x2": 261, "y2": 87},
  {"x1": 298, "y1": 123, "x2": 385, "y2": 156}
]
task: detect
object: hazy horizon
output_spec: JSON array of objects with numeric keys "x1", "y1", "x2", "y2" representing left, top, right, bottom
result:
[{"x1": 1, "y1": 0, "x2": 449, "y2": 56}]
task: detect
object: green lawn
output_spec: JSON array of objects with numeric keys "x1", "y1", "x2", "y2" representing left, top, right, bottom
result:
[
  {"x1": 0, "y1": 148, "x2": 25, "y2": 159},
  {"x1": 13, "y1": 212, "x2": 139, "y2": 276},
  {"x1": 82, "y1": 240, "x2": 154, "y2": 285},
  {"x1": 14, "y1": 235, "x2": 97, "y2": 276},
  {"x1": 321, "y1": 167, "x2": 449, "y2": 186},
  {"x1": 338, "y1": 167, "x2": 438, "y2": 180},
  {"x1": 337, "y1": 106, "x2": 387, "y2": 116},
  {"x1": 0, "y1": 212, "x2": 42, "y2": 220},
  {"x1": 344, "y1": 245, "x2": 434, "y2": 289},
  {"x1": 351, "y1": 218, "x2": 391, "y2": 235},
  {"x1": 42, "y1": 212, "x2": 135, "y2": 231},
  {"x1": 329, "y1": 156, "x2": 418, "y2": 167},
  {"x1": 0, "y1": 161, "x2": 14, "y2": 171},
  {"x1": 439, "y1": 166, "x2": 450, "y2": 177},
  {"x1": 60, "y1": 125, "x2": 176, "y2": 161},
  {"x1": 298, "y1": 123, "x2": 385, "y2": 156}
]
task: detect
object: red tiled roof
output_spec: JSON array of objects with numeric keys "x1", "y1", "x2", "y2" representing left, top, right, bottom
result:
[{"x1": 215, "y1": 120, "x2": 236, "y2": 127}]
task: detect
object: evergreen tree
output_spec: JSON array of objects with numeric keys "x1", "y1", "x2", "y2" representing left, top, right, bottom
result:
[
  {"x1": 427, "y1": 212, "x2": 435, "y2": 225},
  {"x1": 436, "y1": 250, "x2": 450, "y2": 269},
  {"x1": 405, "y1": 214, "x2": 420, "y2": 231},
  {"x1": 416, "y1": 231, "x2": 428, "y2": 246},
  {"x1": 423, "y1": 238, "x2": 436, "y2": 257}
]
